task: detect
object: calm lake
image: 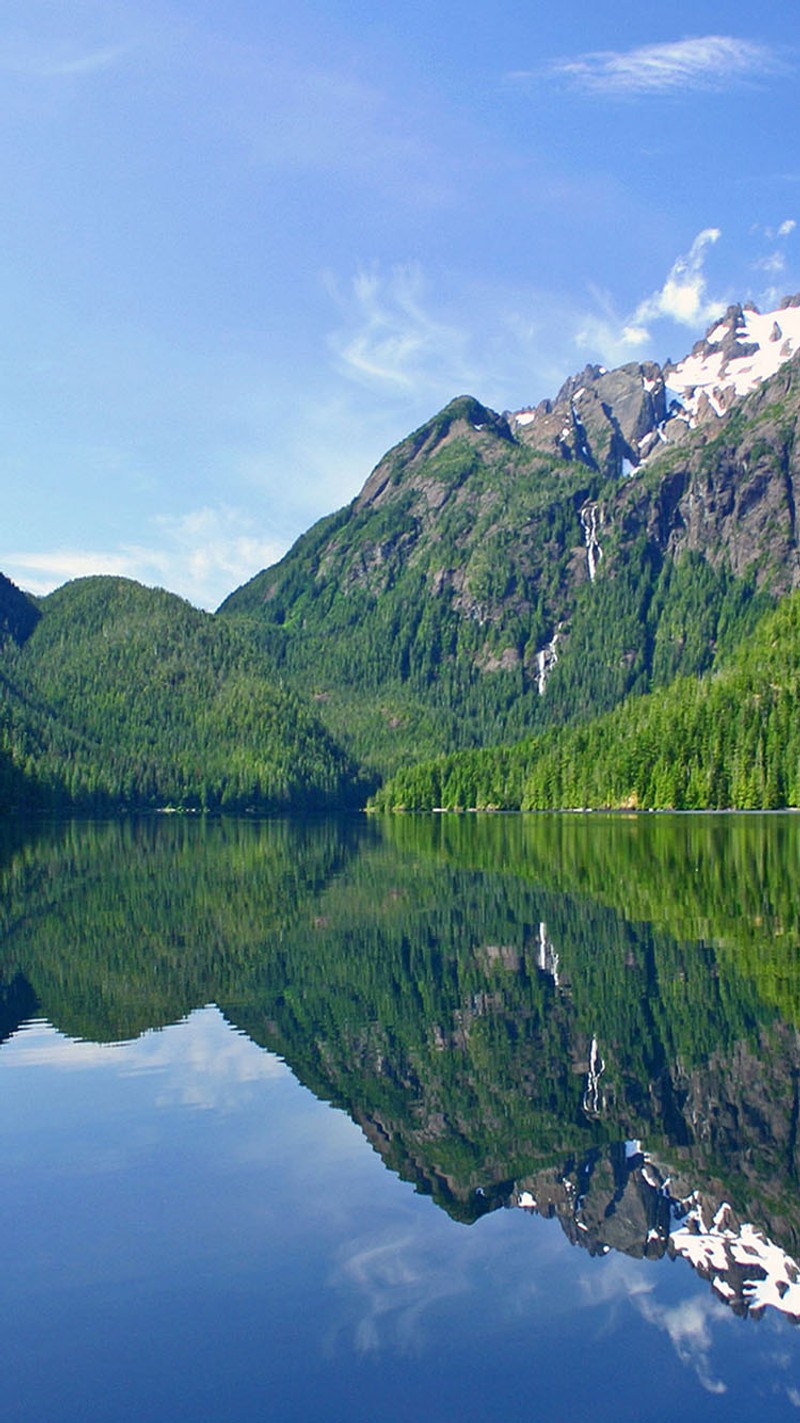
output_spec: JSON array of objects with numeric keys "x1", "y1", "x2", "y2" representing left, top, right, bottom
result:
[{"x1": 2, "y1": 811, "x2": 800, "y2": 1420}]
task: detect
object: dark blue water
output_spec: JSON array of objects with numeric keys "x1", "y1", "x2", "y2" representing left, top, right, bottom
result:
[{"x1": 2, "y1": 814, "x2": 800, "y2": 1420}]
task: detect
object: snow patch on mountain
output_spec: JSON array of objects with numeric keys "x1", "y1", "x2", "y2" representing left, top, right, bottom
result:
[
  {"x1": 670, "y1": 1197, "x2": 800, "y2": 1321},
  {"x1": 665, "y1": 297, "x2": 800, "y2": 427},
  {"x1": 512, "y1": 1139, "x2": 800, "y2": 1324},
  {"x1": 509, "y1": 295, "x2": 800, "y2": 463}
]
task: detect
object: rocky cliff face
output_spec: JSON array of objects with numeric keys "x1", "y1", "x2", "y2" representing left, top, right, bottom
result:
[
  {"x1": 508, "y1": 299, "x2": 800, "y2": 596},
  {"x1": 614, "y1": 352, "x2": 800, "y2": 594},
  {"x1": 509, "y1": 297, "x2": 800, "y2": 473},
  {"x1": 510, "y1": 359, "x2": 667, "y2": 478},
  {"x1": 333, "y1": 1007, "x2": 800, "y2": 1322}
]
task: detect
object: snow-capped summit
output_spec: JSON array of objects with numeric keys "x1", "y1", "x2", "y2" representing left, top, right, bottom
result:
[
  {"x1": 665, "y1": 295, "x2": 800, "y2": 423},
  {"x1": 507, "y1": 295, "x2": 800, "y2": 475}
]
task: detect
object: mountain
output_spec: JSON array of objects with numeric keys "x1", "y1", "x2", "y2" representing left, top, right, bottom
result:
[
  {"x1": 220, "y1": 298, "x2": 800, "y2": 779},
  {"x1": 4, "y1": 296, "x2": 800, "y2": 812},
  {"x1": 0, "y1": 575, "x2": 364, "y2": 812}
]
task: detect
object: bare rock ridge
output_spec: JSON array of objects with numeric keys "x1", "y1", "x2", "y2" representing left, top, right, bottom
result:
[
  {"x1": 663, "y1": 295, "x2": 800, "y2": 424},
  {"x1": 510, "y1": 359, "x2": 667, "y2": 477},
  {"x1": 514, "y1": 1144, "x2": 800, "y2": 1324},
  {"x1": 508, "y1": 295, "x2": 800, "y2": 474}
]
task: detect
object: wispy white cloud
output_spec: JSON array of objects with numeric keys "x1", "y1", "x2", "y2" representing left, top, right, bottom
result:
[
  {"x1": 575, "y1": 290, "x2": 651, "y2": 364},
  {"x1": 578, "y1": 1257, "x2": 729, "y2": 1394},
  {"x1": 755, "y1": 250, "x2": 787, "y2": 276},
  {"x1": 633, "y1": 228, "x2": 725, "y2": 329},
  {"x1": 149, "y1": 506, "x2": 285, "y2": 607},
  {"x1": 576, "y1": 228, "x2": 727, "y2": 363},
  {"x1": 637, "y1": 1294, "x2": 729, "y2": 1395},
  {"x1": 569, "y1": 224, "x2": 725, "y2": 364},
  {"x1": 542, "y1": 36, "x2": 787, "y2": 97},
  {"x1": 577, "y1": 1253, "x2": 654, "y2": 1306},
  {"x1": 140, "y1": 1006, "x2": 290, "y2": 1112},
  {"x1": 3, "y1": 1009, "x2": 289, "y2": 1113},
  {"x1": 328, "y1": 264, "x2": 473, "y2": 396},
  {"x1": 0, "y1": 505, "x2": 284, "y2": 610},
  {"x1": 333, "y1": 1229, "x2": 471, "y2": 1356},
  {"x1": 0, "y1": 37, "x2": 129, "y2": 79},
  {"x1": 747, "y1": 219, "x2": 798, "y2": 298},
  {"x1": 752, "y1": 217, "x2": 796, "y2": 244},
  {"x1": 4, "y1": 1021, "x2": 128, "y2": 1066},
  {"x1": 326, "y1": 263, "x2": 583, "y2": 417}
]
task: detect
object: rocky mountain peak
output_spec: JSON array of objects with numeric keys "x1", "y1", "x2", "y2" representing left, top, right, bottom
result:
[
  {"x1": 552, "y1": 363, "x2": 608, "y2": 405},
  {"x1": 505, "y1": 295, "x2": 800, "y2": 474},
  {"x1": 352, "y1": 294, "x2": 800, "y2": 522},
  {"x1": 664, "y1": 297, "x2": 800, "y2": 425},
  {"x1": 356, "y1": 395, "x2": 512, "y2": 511},
  {"x1": 510, "y1": 360, "x2": 667, "y2": 478}
]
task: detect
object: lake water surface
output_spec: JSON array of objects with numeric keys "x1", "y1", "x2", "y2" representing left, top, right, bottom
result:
[{"x1": 2, "y1": 812, "x2": 800, "y2": 1420}]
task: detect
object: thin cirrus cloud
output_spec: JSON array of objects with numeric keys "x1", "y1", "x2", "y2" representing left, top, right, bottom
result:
[
  {"x1": 4, "y1": 1009, "x2": 289, "y2": 1116},
  {"x1": 753, "y1": 218, "x2": 797, "y2": 277},
  {"x1": 327, "y1": 264, "x2": 474, "y2": 397},
  {"x1": 326, "y1": 263, "x2": 565, "y2": 409},
  {"x1": 578, "y1": 1257, "x2": 728, "y2": 1396},
  {"x1": 0, "y1": 37, "x2": 130, "y2": 79},
  {"x1": 335, "y1": 1229, "x2": 471, "y2": 1356},
  {"x1": 636, "y1": 1294, "x2": 729, "y2": 1396},
  {"x1": 535, "y1": 36, "x2": 787, "y2": 97}
]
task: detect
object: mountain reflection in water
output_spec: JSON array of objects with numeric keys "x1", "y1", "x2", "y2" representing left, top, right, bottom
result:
[{"x1": 2, "y1": 810, "x2": 800, "y2": 1340}]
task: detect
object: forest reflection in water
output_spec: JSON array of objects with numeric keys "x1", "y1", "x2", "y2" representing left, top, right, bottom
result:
[{"x1": 2, "y1": 810, "x2": 800, "y2": 1419}]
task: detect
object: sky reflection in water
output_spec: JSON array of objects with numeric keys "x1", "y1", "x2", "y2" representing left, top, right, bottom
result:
[{"x1": 0, "y1": 1008, "x2": 796, "y2": 1421}]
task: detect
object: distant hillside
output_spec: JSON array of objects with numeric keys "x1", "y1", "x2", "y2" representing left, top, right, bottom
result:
[
  {"x1": 0, "y1": 572, "x2": 39, "y2": 648},
  {"x1": 0, "y1": 576, "x2": 365, "y2": 812},
  {"x1": 219, "y1": 301, "x2": 800, "y2": 778},
  {"x1": 370, "y1": 590, "x2": 800, "y2": 811}
]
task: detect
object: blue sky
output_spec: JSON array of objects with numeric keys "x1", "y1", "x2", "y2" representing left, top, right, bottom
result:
[{"x1": 1, "y1": 1, "x2": 798, "y2": 608}]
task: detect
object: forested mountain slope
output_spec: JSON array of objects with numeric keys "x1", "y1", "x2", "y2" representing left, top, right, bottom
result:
[
  {"x1": 220, "y1": 300, "x2": 800, "y2": 778},
  {"x1": 0, "y1": 573, "x2": 40, "y2": 649},
  {"x1": 0, "y1": 576, "x2": 364, "y2": 811},
  {"x1": 371, "y1": 589, "x2": 800, "y2": 810}
]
